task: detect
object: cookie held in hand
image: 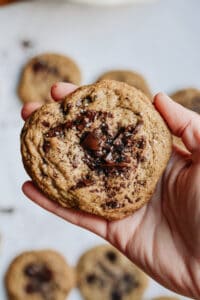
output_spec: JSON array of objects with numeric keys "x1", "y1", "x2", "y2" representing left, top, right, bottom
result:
[
  {"x1": 77, "y1": 244, "x2": 148, "y2": 300},
  {"x1": 21, "y1": 80, "x2": 172, "y2": 220},
  {"x1": 5, "y1": 250, "x2": 75, "y2": 300}
]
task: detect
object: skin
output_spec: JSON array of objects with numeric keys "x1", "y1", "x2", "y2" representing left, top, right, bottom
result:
[{"x1": 21, "y1": 83, "x2": 200, "y2": 299}]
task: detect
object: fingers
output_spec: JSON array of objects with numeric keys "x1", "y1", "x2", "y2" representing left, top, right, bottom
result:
[
  {"x1": 154, "y1": 93, "x2": 200, "y2": 154},
  {"x1": 22, "y1": 181, "x2": 107, "y2": 238},
  {"x1": 51, "y1": 82, "x2": 77, "y2": 101},
  {"x1": 21, "y1": 102, "x2": 42, "y2": 121},
  {"x1": 21, "y1": 82, "x2": 78, "y2": 121}
]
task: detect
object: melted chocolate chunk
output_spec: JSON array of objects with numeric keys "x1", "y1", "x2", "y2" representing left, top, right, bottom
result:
[
  {"x1": 42, "y1": 121, "x2": 50, "y2": 127},
  {"x1": 24, "y1": 263, "x2": 52, "y2": 282},
  {"x1": 24, "y1": 263, "x2": 53, "y2": 295},
  {"x1": 106, "y1": 251, "x2": 117, "y2": 263},
  {"x1": 81, "y1": 132, "x2": 100, "y2": 151},
  {"x1": 81, "y1": 120, "x2": 145, "y2": 176},
  {"x1": 45, "y1": 124, "x2": 65, "y2": 138},
  {"x1": 71, "y1": 176, "x2": 94, "y2": 190},
  {"x1": 60, "y1": 102, "x2": 72, "y2": 116},
  {"x1": 111, "y1": 290, "x2": 122, "y2": 300},
  {"x1": 79, "y1": 177, "x2": 94, "y2": 187},
  {"x1": 86, "y1": 273, "x2": 97, "y2": 284},
  {"x1": 43, "y1": 140, "x2": 51, "y2": 153},
  {"x1": 25, "y1": 282, "x2": 40, "y2": 293},
  {"x1": 32, "y1": 60, "x2": 59, "y2": 76}
]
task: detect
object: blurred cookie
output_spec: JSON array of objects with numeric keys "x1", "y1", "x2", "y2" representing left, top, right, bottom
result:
[
  {"x1": 21, "y1": 80, "x2": 172, "y2": 220},
  {"x1": 97, "y1": 70, "x2": 152, "y2": 100},
  {"x1": 18, "y1": 53, "x2": 81, "y2": 104},
  {"x1": 77, "y1": 244, "x2": 148, "y2": 300},
  {"x1": 171, "y1": 88, "x2": 200, "y2": 114},
  {"x1": 5, "y1": 250, "x2": 75, "y2": 300}
]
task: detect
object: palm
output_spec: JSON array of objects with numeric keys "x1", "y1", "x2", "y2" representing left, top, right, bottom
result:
[
  {"x1": 21, "y1": 83, "x2": 200, "y2": 299},
  {"x1": 110, "y1": 150, "x2": 200, "y2": 296}
]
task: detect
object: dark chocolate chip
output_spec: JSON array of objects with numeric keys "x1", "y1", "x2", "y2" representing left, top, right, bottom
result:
[
  {"x1": 76, "y1": 178, "x2": 94, "y2": 188},
  {"x1": 81, "y1": 132, "x2": 100, "y2": 151},
  {"x1": 86, "y1": 274, "x2": 97, "y2": 284},
  {"x1": 24, "y1": 263, "x2": 52, "y2": 282},
  {"x1": 120, "y1": 273, "x2": 139, "y2": 293},
  {"x1": 101, "y1": 161, "x2": 129, "y2": 169},
  {"x1": 106, "y1": 251, "x2": 117, "y2": 263},
  {"x1": 42, "y1": 121, "x2": 50, "y2": 127},
  {"x1": 32, "y1": 60, "x2": 59, "y2": 76},
  {"x1": 32, "y1": 61, "x2": 48, "y2": 73},
  {"x1": 25, "y1": 282, "x2": 40, "y2": 293},
  {"x1": 43, "y1": 141, "x2": 51, "y2": 153},
  {"x1": 125, "y1": 195, "x2": 132, "y2": 203},
  {"x1": 111, "y1": 290, "x2": 122, "y2": 300},
  {"x1": 64, "y1": 121, "x2": 73, "y2": 129},
  {"x1": 45, "y1": 124, "x2": 64, "y2": 138},
  {"x1": 21, "y1": 40, "x2": 33, "y2": 49}
]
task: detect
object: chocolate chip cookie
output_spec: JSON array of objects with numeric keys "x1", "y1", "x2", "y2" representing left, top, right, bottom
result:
[
  {"x1": 5, "y1": 250, "x2": 75, "y2": 300},
  {"x1": 77, "y1": 244, "x2": 148, "y2": 300},
  {"x1": 21, "y1": 80, "x2": 172, "y2": 220},
  {"x1": 171, "y1": 88, "x2": 200, "y2": 114},
  {"x1": 97, "y1": 70, "x2": 152, "y2": 100},
  {"x1": 18, "y1": 53, "x2": 81, "y2": 104}
]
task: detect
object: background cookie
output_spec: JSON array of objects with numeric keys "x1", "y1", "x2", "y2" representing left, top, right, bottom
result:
[
  {"x1": 21, "y1": 80, "x2": 172, "y2": 220},
  {"x1": 5, "y1": 250, "x2": 75, "y2": 300},
  {"x1": 18, "y1": 53, "x2": 81, "y2": 104},
  {"x1": 77, "y1": 244, "x2": 148, "y2": 300},
  {"x1": 171, "y1": 88, "x2": 200, "y2": 151},
  {"x1": 97, "y1": 70, "x2": 152, "y2": 100},
  {"x1": 171, "y1": 88, "x2": 200, "y2": 114}
]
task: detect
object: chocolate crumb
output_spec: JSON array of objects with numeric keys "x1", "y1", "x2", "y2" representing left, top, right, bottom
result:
[
  {"x1": 0, "y1": 207, "x2": 15, "y2": 214},
  {"x1": 102, "y1": 201, "x2": 122, "y2": 210},
  {"x1": 111, "y1": 290, "x2": 122, "y2": 300},
  {"x1": 106, "y1": 251, "x2": 117, "y2": 263},
  {"x1": 42, "y1": 121, "x2": 50, "y2": 127},
  {"x1": 42, "y1": 141, "x2": 51, "y2": 153},
  {"x1": 21, "y1": 39, "x2": 33, "y2": 49},
  {"x1": 86, "y1": 274, "x2": 97, "y2": 284}
]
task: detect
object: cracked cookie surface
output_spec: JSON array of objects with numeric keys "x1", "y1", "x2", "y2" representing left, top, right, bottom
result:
[
  {"x1": 77, "y1": 244, "x2": 148, "y2": 300},
  {"x1": 21, "y1": 80, "x2": 172, "y2": 220},
  {"x1": 18, "y1": 53, "x2": 81, "y2": 104},
  {"x1": 5, "y1": 250, "x2": 75, "y2": 300}
]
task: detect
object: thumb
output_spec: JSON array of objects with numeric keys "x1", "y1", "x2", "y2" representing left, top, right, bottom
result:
[{"x1": 154, "y1": 93, "x2": 200, "y2": 154}]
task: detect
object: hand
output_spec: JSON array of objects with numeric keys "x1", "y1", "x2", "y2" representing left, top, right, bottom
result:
[{"x1": 21, "y1": 83, "x2": 200, "y2": 299}]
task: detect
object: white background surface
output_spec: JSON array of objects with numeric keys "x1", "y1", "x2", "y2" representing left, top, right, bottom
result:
[{"x1": 0, "y1": 0, "x2": 199, "y2": 299}]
